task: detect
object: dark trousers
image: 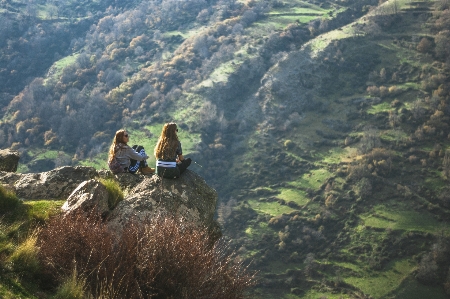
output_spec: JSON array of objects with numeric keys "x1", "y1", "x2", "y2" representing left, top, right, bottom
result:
[
  {"x1": 177, "y1": 158, "x2": 191, "y2": 174},
  {"x1": 157, "y1": 158, "x2": 191, "y2": 178},
  {"x1": 128, "y1": 145, "x2": 148, "y2": 174}
]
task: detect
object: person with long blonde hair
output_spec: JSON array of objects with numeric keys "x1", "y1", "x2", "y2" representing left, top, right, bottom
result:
[
  {"x1": 108, "y1": 129, "x2": 154, "y2": 174},
  {"x1": 154, "y1": 122, "x2": 191, "y2": 178}
]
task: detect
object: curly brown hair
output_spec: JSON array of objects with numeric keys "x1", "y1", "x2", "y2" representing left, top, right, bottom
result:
[{"x1": 154, "y1": 123, "x2": 179, "y2": 160}]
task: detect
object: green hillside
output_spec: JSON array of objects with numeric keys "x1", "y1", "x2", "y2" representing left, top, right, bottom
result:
[{"x1": 1, "y1": 0, "x2": 450, "y2": 297}]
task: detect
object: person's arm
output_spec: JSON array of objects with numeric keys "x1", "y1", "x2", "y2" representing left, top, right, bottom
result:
[
  {"x1": 126, "y1": 147, "x2": 148, "y2": 161},
  {"x1": 176, "y1": 141, "x2": 184, "y2": 162}
]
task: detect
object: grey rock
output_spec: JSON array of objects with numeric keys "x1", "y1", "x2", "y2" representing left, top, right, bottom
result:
[
  {"x1": 0, "y1": 171, "x2": 22, "y2": 186},
  {"x1": 0, "y1": 149, "x2": 20, "y2": 172},
  {"x1": 108, "y1": 170, "x2": 220, "y2": 237},
  {"x1": 13, "y1": 166, "x2": 98, "y2": 200},
  {"x1": 62, "y1": 179, "x2": 110, "y2": 217}
]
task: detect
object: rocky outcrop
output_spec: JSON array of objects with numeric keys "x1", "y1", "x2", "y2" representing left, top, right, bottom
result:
[
  {"x1": 108, "y1": 170, "x2": 220, "y2": 236},
  {"x1": 0, "y1": 149, "x2": 20, "y2": 172},
  {"x1": 0, "y1": 155, "x2": 220, "y2": 239},
  {"x1": 0, "y1": 166, "x2": 98, "y2": 200}
]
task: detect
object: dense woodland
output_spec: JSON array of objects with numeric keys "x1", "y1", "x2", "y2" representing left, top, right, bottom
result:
[{"x1": 2, "y1": 0, "x2": 450, "y2": 298}]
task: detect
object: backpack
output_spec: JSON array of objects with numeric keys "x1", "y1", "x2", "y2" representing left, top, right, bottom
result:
[{"x1": 108, "y1": 156, "x2": 125, "y2": 174}]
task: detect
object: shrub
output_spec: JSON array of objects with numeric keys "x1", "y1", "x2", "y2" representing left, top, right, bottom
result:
[
  {"x1": 367, "y1": 85, "x2": 380, "y2": 96},
  {"x1": 347, "y1": 163, "x2": 370, "y2": 182},
  {"x1": 388, "y1": 86, "x2": 399, "y2": 95},
  {"x1": 358, "y1": 127, "x2": 380, "y2": 154},
  {"x1": 379, "y1": 85, "x2": 389, "y2": 97},
  {"x1": 0, "y1": 185, "x2": 21, "y2": 214},
  {"x1": 411, "y1": 99, "x2": 426, "y2": 120},
  {"x1": 435, "y1": 30, "x2": 450, "y2": 60},
  {"x1": 37, "y1": 212, "x2": 114, "y2": 289},
  {"x1": 353, "y1": 177, "x2": 373, "y2": 199},
  {"x1": 38, "y1": 212, "x2": 255, "y2": 299},
  {"x1": 444, "y1": 267, "x2": 450, "y2": 296},
  {"x1": 416, "y1": 253, "x2": 438, "y2": 284},
  {"x1": 284, "y1": 140, "x2": 295, "y2": 149},
  {"x1": 99, "y1": 178, "x2": 124, "y2": 209},
  {"x1": 417, "y1": 37, "x2": 433, "y2": 54}
]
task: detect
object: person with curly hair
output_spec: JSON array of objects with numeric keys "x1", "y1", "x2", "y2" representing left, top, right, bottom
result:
[
  {"x1": 108, "y1": 129, "x2": 154, "y2": 174},
  {"x1": 154, "y1": 123, "x2": 191, "y2": 178}
]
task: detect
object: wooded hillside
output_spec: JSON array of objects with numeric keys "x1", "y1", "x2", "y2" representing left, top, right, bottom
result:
[{"x1": 1, "y1": 0, "x2": 450, "y2": 297}]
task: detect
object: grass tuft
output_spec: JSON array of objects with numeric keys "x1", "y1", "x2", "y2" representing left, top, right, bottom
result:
[
  {"x1": 8, "y1": 232, "x2": 40, "y2": 276},
  {"x1": 0, "y1": 185, "x2": 21, "y2": 214},
  {"x1": 99, "y1": 178, "x2": 124, "y2": 209},
  {"x1": 53, "y1": 267, "x2": 86, "y2": 299}
]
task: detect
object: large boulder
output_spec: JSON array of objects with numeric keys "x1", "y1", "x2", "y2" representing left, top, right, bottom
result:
[
  {"x1": 62, "y1": 179, "x2": 110, "y2": 218},
  {"x1": 0, "y1": 149, "x2": 20, "y2": 172},
  {"x1": 13, "y1": 166, "x2": 98, "y2": 200},
  {"x1": 98, "y1": 169, "x2": 145, "y2": 191},
  {"x1": 107, "y1": 170, "x2": 221, "y2": 238},
  {"x1": 0, "y1": 172, "x2": 22, "y2": 186}
]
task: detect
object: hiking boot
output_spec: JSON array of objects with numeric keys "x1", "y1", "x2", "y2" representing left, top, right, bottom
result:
[{"x1": 139, "y1": 166, "x2": 155, "y2": 175}]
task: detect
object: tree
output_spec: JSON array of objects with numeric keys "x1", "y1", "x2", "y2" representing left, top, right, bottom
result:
[
  {"x1": 103, "y1": 68, "x2": 125, "y2": 89},
  {"x1": 417, "y1": 37, "x2": 433, "y2": 54},
  {"x1": 435, "y1": 30, "x2": 450, "y2": 60}
]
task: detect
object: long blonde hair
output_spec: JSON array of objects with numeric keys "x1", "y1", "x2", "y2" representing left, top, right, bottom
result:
[
  {"x1": 154, "y1": 123, "x2": 179, "y2": 160},
  {"x1": 108, "y1": 129, "x2": 127, "y2": 162}
]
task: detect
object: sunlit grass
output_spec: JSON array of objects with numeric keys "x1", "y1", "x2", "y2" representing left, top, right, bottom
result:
[
  {"x1": 313, "y1": 147, "x2": 348, "y2": 164},
  {"x1": 293, "y1": 290, "x2": 348, "y2": 299},
  {"x1": 344, "y1": 259, "x2": 415, "y2": 299},
  {"x1": 278, "y1": 188, "x2": 309, "y2": 206},
  {"x1": 380, "y1": 129, "x2": 409, "y2": 143},
  {"x1": 287, "y1": 168, "x2": 331, "y2": 190},
  {"x1": 24, "y1": 200, "x2": 65, "y2": 222},
  {"x1": 9, "y1": 233, "x2": 40, "y2": 274},
  {"x1": 45, "y1": 54, "x2": 79, "y2": 84},
  {"x1": 396, "y1": 82, "x2": 421, "y2": 90},
  {"x1": 306, "y1": 27, "x2": 351, "y2": 55},
  {"x1": 34, "y1": 150, "x2": 59, "y2": 160},
  {"x1": 247, "y1": 199, "x2": 296, "y2": 216},
  {"x1": 360, "y1": 204, "x2": 445, "y2": 233},
  {"x1": 253, "y1": 15, "x2": 317, "y2": 31},
  {"x1": 268, "y1": 7, "x2": 327, "y2": 15},
  {"x1": 333, "y1": 261, "x2": 361, "y2": 272},
  {"x1": 367, "y1": 102, "x2": 393, "y2": 114},
  {"x1": 99, "y1": 178, "x2": 124, "y2": 209},
  {"x1": 245, "y1": 221, "x2": 269, "y2": 236}
]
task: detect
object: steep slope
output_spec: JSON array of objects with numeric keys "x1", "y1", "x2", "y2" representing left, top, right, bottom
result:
[
  {"x1": 1, "y1": 0, "x2": 450, "y2": 297},
  {"x1": 216, "y1": 1, "x2": 450, "y2": 298}
]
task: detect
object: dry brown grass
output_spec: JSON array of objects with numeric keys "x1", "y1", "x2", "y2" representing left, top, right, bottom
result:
[{"x1": 38, "y1": 211, "x2": 255, "y2": 298}]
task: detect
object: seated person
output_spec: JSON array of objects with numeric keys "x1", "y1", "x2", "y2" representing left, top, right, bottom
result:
[
  {"x1": 108, "y1": 129, "x2": 154, "y2": 174},
  {"x1": 154, "y1": 123, "x2": 191, "y2": 178}
]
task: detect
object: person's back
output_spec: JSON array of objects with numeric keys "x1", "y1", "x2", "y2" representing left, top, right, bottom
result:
[{"x1": 154, "y1": 123, "x2": 191, "y2": 178}]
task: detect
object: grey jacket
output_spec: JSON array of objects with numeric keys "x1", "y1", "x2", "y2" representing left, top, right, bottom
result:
[{"x1": 115, "y1": 143, "x2": 148, "y2": 169}]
